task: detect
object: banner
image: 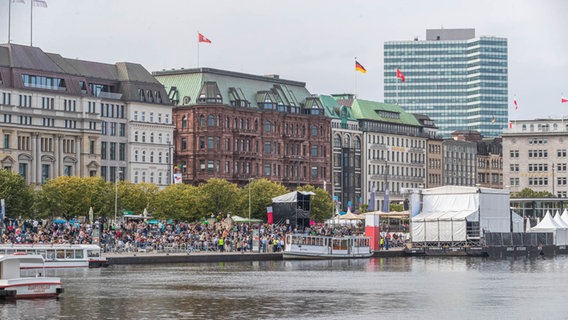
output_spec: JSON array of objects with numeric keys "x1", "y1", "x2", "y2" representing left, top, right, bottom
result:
[
  {"x1": 173, "y1": 173, "x2": 182, "y2": 184},
  {"x1": 267, "y1": 206, "x2": 273, "y2": 224}
]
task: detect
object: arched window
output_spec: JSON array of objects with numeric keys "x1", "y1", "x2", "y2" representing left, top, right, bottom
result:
[
  {"x1": 158, "y1": 133, "x2": 163, "y2": 143},
  {"x1": 182, "y1": 115, "x2": 187, "y2": 128},
  {"x1": 333, "y1": 135, "x2": 342, "y2": 148},
  {"x1": 208, "y1": 114, "x2": 215, "y2": 126},
  {"x1": 199, "y1": 115, "x2": 205, "y2": 127},
  {"x1": 134, "y1": 150, "x2": 139, "y2": 162},
  {"x1": 134, "y1": 171, "x2": 139, "y2": 183},
  {"x1": 150, "y1": 152, "x2": 154, "y2": 163},
  {"x1": 142, "y1": 171, "x2": 146, "y2": 182},
  {"x1": 134, "y1": 131, "x2": 139, "y2": 142},
  {"x1": 142, "y1": 151, "x2": 146, "y2": 162},
  {"x1": 344, "y1": 135, "x2": 351, "y2": 148},
  {"x1": 354, "y1": 137, "x2": 361, "y2": 150},
  {"x1": 142, "y1": 132, "x2": 146, "y2": 142},
  {"x1": 150, "y1": 172, "x2": 154, "y2": 183},
  {"x1": 158, "y1": 152, "x2": 162, "y2": 163},
  {"x1": 150, "y1": 133, "x2": 154, "y2": 143},
  {"x1": 225, "y1": 116, "x2": 230, "y2": 128}
]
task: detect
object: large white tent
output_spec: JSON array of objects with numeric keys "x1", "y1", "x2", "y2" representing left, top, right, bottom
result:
[
  {"x1": 411, "y1": 186, "x2": 512, "y2": 243},
  {"x1": 531, "y1": 211, "x2": 568, "y2": 245}
]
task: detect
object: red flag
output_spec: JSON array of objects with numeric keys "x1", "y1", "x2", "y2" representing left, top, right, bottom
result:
[
  {"x1": 509, "y1": 121, "x2": 513, "y2": 129},
  {"x1": 562, "y1": 96, "x2": 568, "y2": 103},
  {"x1": 491, "y1": 116, "x2": 495, "y2": 123},
  {"x1": 514, "y1": 98, "x2": 519, "y2": 110},
  {"x1": 396, "y1": 69, "x2": 405, "y2": 82},
  {"x1": 198, "y1": 33, "x2": 211, "y2": 43}
]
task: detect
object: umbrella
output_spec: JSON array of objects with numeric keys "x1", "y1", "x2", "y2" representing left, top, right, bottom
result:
[
  {"x1": 339, "y1": 212, "x2": 365, "y2": 220},
  {"x1": 53, "y1": 219, "x2": 67, "y2": 224}
]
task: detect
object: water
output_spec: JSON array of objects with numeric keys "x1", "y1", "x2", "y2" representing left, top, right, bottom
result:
[{"x1": 3, "y1": 256, "x2": 568, "y2": 319}]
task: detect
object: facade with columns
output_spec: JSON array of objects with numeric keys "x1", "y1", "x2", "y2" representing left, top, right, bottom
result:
[{"x1": 0, "y1": 44, "x2": 173, "y2": 186}]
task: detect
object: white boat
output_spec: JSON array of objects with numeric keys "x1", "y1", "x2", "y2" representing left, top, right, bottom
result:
[
  {"x1": 0, "y1": 244, "x2": 108, "y2": 269},
  {"x1": 0, "y1": 254, "x2": 64, "y2": 299},
  {"x1": 283, "y1": 234, "x2": 372, "y2": 259}
]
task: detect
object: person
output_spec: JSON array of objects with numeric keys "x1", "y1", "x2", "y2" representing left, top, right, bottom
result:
[{"x1": 538, "y1": 244, "x2": 545, "y2": 260}]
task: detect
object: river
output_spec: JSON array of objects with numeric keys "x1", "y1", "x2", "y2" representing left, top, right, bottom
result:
[{"x1": 2, "y1": 256, "x2": 568, "y2": 319}]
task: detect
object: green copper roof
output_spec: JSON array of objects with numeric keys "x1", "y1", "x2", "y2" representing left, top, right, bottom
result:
[
  {"x1": 351, "y1": 99, "x2": 421, "y2": 126},
  {"x1": 153, "y1": 68, "x2": 312, "y2": 108}
]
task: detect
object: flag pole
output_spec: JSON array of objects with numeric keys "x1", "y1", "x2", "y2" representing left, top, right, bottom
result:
[
  {"x1": 396, "y1": 68, "x2": 399, "y2": 105},
  {"x1": 197, "y1": 32, "x2": 200, "y2": 67},
  {"x1": 8, "y1": 0, "x2": 12, "y2": 44},
  {"x1": 354, "y1": 57, "x2": 358, "y2": 97},
  {"x1": 30, "y1": 0, "x2": 33, "y2": 46}
]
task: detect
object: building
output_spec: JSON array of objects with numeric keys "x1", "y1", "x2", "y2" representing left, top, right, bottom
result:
[
  {"x1": 476, "y1": 137, "x2": 503, "y2": 189},
  {"x1": 443, "y1": 132, "x2": 478, "y2": 186},
  {"x1": 348, "y1": 98, "x2": 428, "y2": 211},
  {"x1": 153, "y1": 68, "x2": 330, "y2": 190},
  {"x1": 321, "y1": 94, "x2": 363, "y2": 213},
  {"x1": 503, "y1": 119, "x2": 568, "y2": 198},
  {"x1": 384, "y1": 28, "x2": 508, "y2": 138},
  {"x1": 414, "y1": 114, "x2": 443, "y2": 188},
  {"x1": 0, "y1": 44, "x2": 173, "y2": 186}
]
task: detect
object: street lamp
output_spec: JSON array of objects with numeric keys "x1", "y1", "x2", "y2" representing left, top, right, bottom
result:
[
  {"x1": 248, "y1": 178, "x2": 254, "y2": 229},
  {"x1": 114, "y1": 170, "x2": 123, "y2": 226}
]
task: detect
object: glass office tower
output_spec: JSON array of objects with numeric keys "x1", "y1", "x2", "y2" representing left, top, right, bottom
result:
[{"x1": 384, "y1": 29, "x2": 508, "y2": 138}]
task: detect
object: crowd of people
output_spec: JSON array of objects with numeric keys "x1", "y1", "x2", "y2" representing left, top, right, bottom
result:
[{"x1": 0, "y1": 217, "x2": 375, "y2": 254}]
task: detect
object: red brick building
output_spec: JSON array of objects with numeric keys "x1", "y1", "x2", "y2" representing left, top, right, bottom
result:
[{"x1": 154, "y1": 68, "x2": 330, "y2": 189}]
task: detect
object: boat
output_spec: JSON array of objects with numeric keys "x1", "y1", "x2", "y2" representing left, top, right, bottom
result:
[
  {"x1": 283, "y1": 234, "x2": 372, "y2": 259},
  {"x1": 0, "y1": 254, "x2": 64, "y2": 299},
  {"x1": 0, "y1": 244, "x2": 108, "y2": 269}
]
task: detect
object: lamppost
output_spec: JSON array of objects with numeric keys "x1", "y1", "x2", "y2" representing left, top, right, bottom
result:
[
  {"x1": 114, "y1": 170, "x2": 122, "y2": 226},
  {"x1": 248, "y1": 178, "x2": 254, "y2": 229}
]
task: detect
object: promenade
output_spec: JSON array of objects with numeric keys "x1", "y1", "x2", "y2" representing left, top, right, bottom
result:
[{"x1": 102, "y1": 247, "x2": 405, "y2": 265}]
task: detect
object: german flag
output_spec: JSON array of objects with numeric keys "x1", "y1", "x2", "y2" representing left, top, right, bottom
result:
[{"x1": 355, "y1": 61, "x2": 366, "y2": 74}]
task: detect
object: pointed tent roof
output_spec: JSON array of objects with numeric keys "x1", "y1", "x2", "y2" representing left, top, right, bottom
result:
[
  {"x1": 553, "y1": 211, "x2": 568, "y2": 228},
  {"x1": 532, "y1": 211, "x2": 564, "y2": 231},
  {"x1": 561, "y1": 209, "x2": 568, "y2": 226}
]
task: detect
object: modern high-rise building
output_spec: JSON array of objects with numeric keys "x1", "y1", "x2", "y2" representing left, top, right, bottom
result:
[{"x1": 384, "y1": 28, "x2": 508, "y2": 138}]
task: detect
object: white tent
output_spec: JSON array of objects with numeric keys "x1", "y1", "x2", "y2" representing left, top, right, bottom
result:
[
  {"x1": 561, "y1": 209, "x2": 568, "y2": 226},
  {"x1": 511, "y1": 211, "x2": 524, "y2": 232},
  {"x1": 411, "y1": 186, "x2": 512, "y2": 243},
  {"x1": 531, "y1": 211, "x2": 567, "y2": 245}
]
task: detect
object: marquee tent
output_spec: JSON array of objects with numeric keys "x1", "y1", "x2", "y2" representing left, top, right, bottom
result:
[
  {"x1": 411, "y1": 186, "x2": 512, "y2": 243},
  {"x1": 532, "y1": 211, "x2": 568, "y2": 245}
]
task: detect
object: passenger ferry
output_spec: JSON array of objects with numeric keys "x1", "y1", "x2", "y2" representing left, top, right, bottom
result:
[
  {"x1": 283, "y1": 234, "x2": 372, "y2": 259},
  {"x1": 0, "y1": 244, "x2": 108, "y2": 269},
  {"x1": 0, "y1": 254, "x2": 64, "y2": 299}
]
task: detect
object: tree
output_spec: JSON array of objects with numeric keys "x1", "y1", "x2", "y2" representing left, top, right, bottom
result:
[
  {"x1": 239, "y1": 178, "x2": 289, "y2": 221},
  {"x1": 35, "y1": 176, "x2": 110, "y2": 220},
  {"x1": 152, "y1": 183, "x2": 200, "y2": 221},
  {"x1": 511, "y1": 188, "x2": 556, "y2": 198},
  {"x1": 119, "y1": 181, "x2": 159, "y2": 215},
  {"x1": 297, "y1": 185, "x2": 333, "y2": 222},
  {"x1": 0, "y1": 170, "x2": 33, "y2": 218},
  {"x1": 197, "y1": 178, "x2": 240, "y2": 218}
]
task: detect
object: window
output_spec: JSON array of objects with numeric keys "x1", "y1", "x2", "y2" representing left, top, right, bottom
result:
[
  {"x1": 110, "y1": 143, "x2": 116, "y2": 161},
  {"x1": 119, "y1": 143, "x2": 126, "y2": 161},
  {"x1": 265, "y1": 121, "x2": 271, "y2": 132},
  {"x1": 208, "y1": 137, "x2": 214, "y2": 149},
  {"x1": 311, "y1": 125, "x2": 318, "y2": 136},
  {"x1": 311, "y1": 146, "x2": 318, "y2": 157},
  {"x1": 119, "y1": 123, "x2": 126, "y2": 137},
  {"x1": 182, "y1": 138, "x2": 188, "y2": 150},
  {"x1": 264, "y1": 164, "x2": 271, "y2": 176},
  {"x1": 182, "y1": 116, "x2": 187, "y2": 128},
  {"x1": 101, "y1": 142, "x2": 107, "y2": 160},
  {"x1": 208, "y1": 115, "x2": 215, "y2": 126},
  {"x1": 134, "y1": 111, "x2": 138, "y2": 121},
  {"x1": 141, "y1": 112, "x2": 146, "y2": 122},
  {"x1": 149, "y1": 112, "x2": 154, "y2": 122},
  {"x1": 311, "y1": 166, "x2": 318, "y2": 178},
  {"x1": 264, "y1": 142, "x2": 271, "y2": 154},
  {"x1": 199, "y1": 115, "x2": 205, "y2": 126}
]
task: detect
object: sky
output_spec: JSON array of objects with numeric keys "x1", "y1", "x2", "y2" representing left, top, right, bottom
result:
[{"x1": 1, "y1": 0, "x2": 567, "y2": 120}]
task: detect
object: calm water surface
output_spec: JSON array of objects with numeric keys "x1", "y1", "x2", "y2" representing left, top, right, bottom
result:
[{"x1": 2, "y1": 256, "x2": 568, "y2": 319}]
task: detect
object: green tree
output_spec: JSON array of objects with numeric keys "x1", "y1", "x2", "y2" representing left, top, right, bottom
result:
[
  {"x1": 34, "y1": 176, "x2": 111, "y2": 220},
  {"x1": 512, "y1": 187, "x2": 556, "y2": 198},
  {"x1": 152, "y1": 184, "x2": 200, "y2": 221},
  {"x1": 239, "y1": 178, "x2": 289, "y2": 221},
  {"x1": 197, "y1": 178, "x2": 240, "y2": 218},
  {"x1": 0, "y1": 170, "x2": 34, "y2": 218},
  {"x1": 298, "y1": 185, "x2": 333, "y2": 222},
  {"x1": 119, "y1": 181, "x2": 159, "y2": 215}
]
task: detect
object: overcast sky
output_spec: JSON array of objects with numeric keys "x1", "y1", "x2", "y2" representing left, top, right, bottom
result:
[{"x1": 1, "y1": 0, "x2": 567, "y2": 120}]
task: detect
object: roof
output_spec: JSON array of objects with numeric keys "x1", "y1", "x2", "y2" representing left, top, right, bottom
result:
[
  {"x1": 350, "y1": 99, "x2": 422, "y2": 126},
  {"x1": 153, "y1": 67, "x2": 312, "y2": 108},
  {"x1": 422, "y1": 185, "x2": 509, "y2": 195}
]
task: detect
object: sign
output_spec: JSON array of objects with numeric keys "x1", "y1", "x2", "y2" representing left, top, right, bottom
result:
[{"x1": 173, "y1": 173, "x2": 182, "y2": 184}]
